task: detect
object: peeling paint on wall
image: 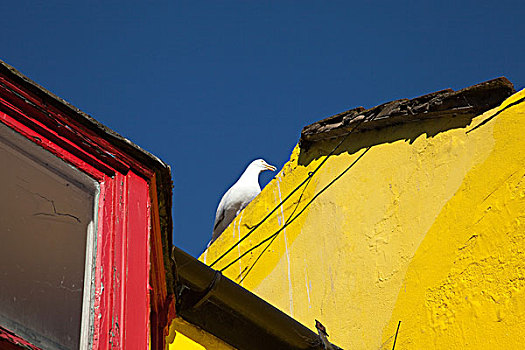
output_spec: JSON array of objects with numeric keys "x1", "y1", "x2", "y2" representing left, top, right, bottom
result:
[
  {"x1": 277, "y1": 178, "x2": 294, "y2": 317},
  {"x1": 236, "y1": 212, "x2": 244, "y2": 284}
]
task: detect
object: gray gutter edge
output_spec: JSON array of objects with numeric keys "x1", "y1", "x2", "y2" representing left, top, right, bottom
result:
[{"x1": 172, "y1": 246, "x2": 323, "y2": 350}]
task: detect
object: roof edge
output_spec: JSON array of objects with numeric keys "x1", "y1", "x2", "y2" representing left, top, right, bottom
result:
[
  {"x1": 0, "y1": 59, "x2": 169, "y2": 172},
  {"x1": 172, "y1": 246, "x2": 324, "y2": 350},
  {"x1": 0, "y1": 58, "x2": 174, "y2": 300},
  {"x1": 300, "y1": 77, "x2": 515, "y2": 147}
]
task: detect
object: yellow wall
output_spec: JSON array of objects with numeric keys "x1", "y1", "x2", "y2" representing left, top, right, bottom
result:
[
  {"x1": 201, "y1": 90, "x2": 525, "y2": 349},
  {"x1": 166, "y1": 317, "x2": 235, "y2": 350}
]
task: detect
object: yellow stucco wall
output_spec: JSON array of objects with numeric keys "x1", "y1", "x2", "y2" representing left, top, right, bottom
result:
[
  {"x1": 200, "y1": 89, "x2": 525, "y2": 349},
  {"x1": 166, "y1": 317, "x2": 235, "y2": 350}
]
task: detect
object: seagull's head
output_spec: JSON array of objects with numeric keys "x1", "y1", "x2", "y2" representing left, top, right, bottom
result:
[{"x1": 250, "y1": 159, "x2": 277, "y2": 173}]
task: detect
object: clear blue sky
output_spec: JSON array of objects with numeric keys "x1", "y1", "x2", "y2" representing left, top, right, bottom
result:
[{"x1": 1, "y1": 1, "x2": 523, "y2": 257}]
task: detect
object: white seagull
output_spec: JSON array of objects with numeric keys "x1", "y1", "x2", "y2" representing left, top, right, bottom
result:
[{"x1": 212, "y1": 159, "x2": 277, "y2": 243}]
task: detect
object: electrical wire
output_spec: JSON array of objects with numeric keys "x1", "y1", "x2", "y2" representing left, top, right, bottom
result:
[
  {"x1": 238, "y1": 176, "x2": 313, "y2": 283},
  {"x1": 220, "y1": 146, "x2": 371, "y2": 273},
  {"x1": 209, "y1": 112, "x2": 373, "y2": 269}
]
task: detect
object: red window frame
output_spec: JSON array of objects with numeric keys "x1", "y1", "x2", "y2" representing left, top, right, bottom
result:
[{"x1": 0, "y1": 72, "x2": 169, "y2": 349}]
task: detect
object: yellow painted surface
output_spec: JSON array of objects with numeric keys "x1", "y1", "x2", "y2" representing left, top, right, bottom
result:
[
  {"x1": 168, "y1": 332, "x2": 205, "y2": 350},
  {"x1": 200, "y1": 89, "x2": 525, "y2": 349},
  {"x1": 166, "y1": 317, "x2": 235, "y2": 350}
]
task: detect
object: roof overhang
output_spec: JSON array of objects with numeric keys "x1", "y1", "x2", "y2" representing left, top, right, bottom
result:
[
  {"x1": 300, "y1": 77, "x2": 515, "y2": 148},
  {"x1": 172, "y1": 247, "x2": 323, "y2": 350},
  {"x1": 0, "y1": 59, "x2": 174, "y2": 349}
]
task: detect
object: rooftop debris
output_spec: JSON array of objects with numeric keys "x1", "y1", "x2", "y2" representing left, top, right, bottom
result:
[{"x1": 300, "y1": 77, "x2": 515, "y2": 147}]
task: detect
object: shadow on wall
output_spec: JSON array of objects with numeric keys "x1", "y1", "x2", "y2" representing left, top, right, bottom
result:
[
  {"x1": 297, "y1": 112, "x2": 478, "y2": 166},
  {"x1": 297, "y1": 77, "x2": 516, "y2": 166}
]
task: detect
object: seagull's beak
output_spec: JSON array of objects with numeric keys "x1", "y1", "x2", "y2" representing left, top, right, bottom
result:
[{"x1": 264, "y1": 163, "x2": 277, "y2": 172}]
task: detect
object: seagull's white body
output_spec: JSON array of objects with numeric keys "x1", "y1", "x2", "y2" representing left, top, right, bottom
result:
[{"x1": 212, "y1": 159, "x2": 276, "y2": 242}]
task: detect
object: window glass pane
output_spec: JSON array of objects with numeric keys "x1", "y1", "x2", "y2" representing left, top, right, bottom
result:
[{"x1": 0, "y1": 122, "x2": 98, "y2": 350}]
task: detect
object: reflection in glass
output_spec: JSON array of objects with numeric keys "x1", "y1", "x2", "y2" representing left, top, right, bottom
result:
[{"x1": 0, "y1": 123, "x2": 98, "y2": 349}]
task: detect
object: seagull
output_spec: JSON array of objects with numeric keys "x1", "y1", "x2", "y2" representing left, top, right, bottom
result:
[{"x1": 212, "y1": 159, "x2": 277, "y2": 243}]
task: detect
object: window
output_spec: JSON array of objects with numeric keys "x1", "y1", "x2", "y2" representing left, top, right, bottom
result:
[{"x1": 0, "y1": 122, "x2": 98, "y2": 349}]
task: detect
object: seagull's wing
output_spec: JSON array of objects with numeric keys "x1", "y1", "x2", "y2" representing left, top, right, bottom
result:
[
  {"x1": 212, "y1": 187, "x2": 237, "y2": 242},
  {"x1": 213, "y1": 193, "x2": 227, "y2": 232}
]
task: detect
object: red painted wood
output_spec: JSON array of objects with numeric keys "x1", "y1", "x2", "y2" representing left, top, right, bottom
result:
[
  {"x1": 148, "y1": 175, "x2": 176, "y2": 350},
  {"x1": 112, "y1": 174, "x2": 126, "y2": 348},
  {"x1": 0, "y1": 326, "x2": 42, "y2": 350},
  {"x1": 92, "y1": 178, "x2": 114, "y2": 349},
  {"x1": 0, "y1": 68, "x2": 171, "y2": 350},
  {"x1": 124, "y1": 173, "x2": 150, "y2": 349},
  {"x1": 0, "y1": 77, "x2": 154, "y2": 179},
  {"x1": 0, "y1": 76, "x2": 130, "y2": 173},
  {"x1": 93, "y1": 172, "x2": 151, "y2": 349},
  {"x1": 149, "y1": 177, "x2": 167, "y2": 349},
  {"x1": 0, "y1": 96, "x2": 118, "y2": 177},
  {"x1": 0, "y1": 107, "x2": 109, "y2": 181}
]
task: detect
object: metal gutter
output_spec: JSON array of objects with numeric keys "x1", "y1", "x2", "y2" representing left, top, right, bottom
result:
[{"x1": 172, "y1": 247, "x2": 323, "y2": 350}]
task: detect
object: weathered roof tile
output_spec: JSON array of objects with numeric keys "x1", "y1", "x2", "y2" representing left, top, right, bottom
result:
[{"x1": 300, "y1": 77, "x2": 515, "y2": 147}]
